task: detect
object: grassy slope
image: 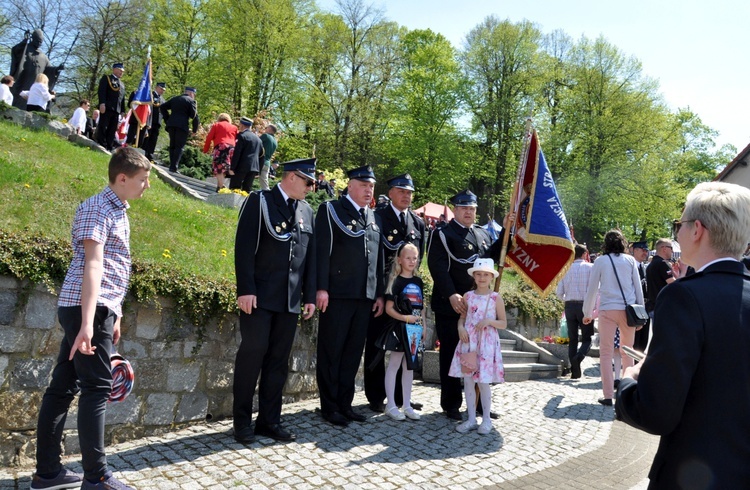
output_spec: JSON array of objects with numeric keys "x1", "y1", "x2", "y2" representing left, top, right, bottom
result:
[{"x1": 0, "y1": 120, "x2": 238, "y2": 279}]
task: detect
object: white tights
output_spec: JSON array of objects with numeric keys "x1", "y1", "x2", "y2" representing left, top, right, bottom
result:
[
  {"x1": 385, "y1": 352, "x2": 413, "y2": 410},
  {"x1": 463, "y1": 376, "x2": 492, "y2": 424}
]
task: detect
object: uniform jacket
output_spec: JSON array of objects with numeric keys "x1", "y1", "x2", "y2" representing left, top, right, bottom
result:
[
  {"x1": 374, "y1": 205, "x2": 426, "y2": 273},
  {"x1": 427, "y1": 219, "x2": 505, "y2": 315},
  {"x1": 160, "y1": 94, "x2": 199, "y2": 132},
  {"x1": 97, "y1": 74, "x2": 125, "y2": 113},
  {"x1": 231, "y1": 129, "x2": 262, "y2": 175},
  {"x1": 616, "y1": 260, "x2": 750, "y2": 489},
  {"x1": 315, "y1": 198, "x2": 384, "y2": 301},
  {"x1": 234, "y1": 185, "x2": 316, "y2": 313},
  {"x1": 151, "y1": 91, "x2": 165, "y2": 128}
]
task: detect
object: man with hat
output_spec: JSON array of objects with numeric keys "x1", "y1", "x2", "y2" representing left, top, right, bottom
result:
[
  {"x1": 315, "y1": 165, "x2": 385, "y2": 426},
  {"x1": 364, "y1": 173, "x2": 426, "y2": 412},
  {"x1": 228, "y1": 117, "x2": 263, "y2": 191},
  {"x1": 427, "y1": 189, "x2": 511, "y2": 420},
  {"x1": 141, "y1": 82, "x2": 167, "y2": 161},
  {"x1": 160, "y1": 86, "x2": 200, "y2": 173},
  {"x1": 96, "y1": 63, "x2": 126, "y2": 151},
  {"x1": 232, "y1": 158, "x2": 318, "y2": 444}
]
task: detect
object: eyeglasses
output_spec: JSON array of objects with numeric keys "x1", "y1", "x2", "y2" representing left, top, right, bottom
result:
[
  {"x1": 304, "y1": 178, "x2": 315, "y2": 187},
  {"x1": 673, "y1": 219, "x2": 704, "y2": 234}
]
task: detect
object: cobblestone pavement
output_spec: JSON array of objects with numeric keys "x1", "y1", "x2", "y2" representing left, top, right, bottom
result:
[{"x1": 1, "y1": 358, "x2": 658, "y2": 489}]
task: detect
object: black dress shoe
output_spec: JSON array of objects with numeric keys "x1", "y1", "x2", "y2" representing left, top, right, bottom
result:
[
  {"x1": 489, "y1": 411, "x2": 500, "y2": 419},
  {"x1": 570, "y1": 357, "x2": 582, "y2": 379},
  {"x1": 255, "y1": 423, "x2": 296, "y2": 442},
  {"x1": 368, "y1": 402, "x2": 386, "y2": 413},
  {"x1": 234, "y1": 426, "x2": 255, "y2": 443},
  {"x1": 322, "y1": 411, "x2": 350, "y2": 427},
  {"x1": 444, "y1": 409, "x2": 462, "y2": 420},
  {"x1": 342, "y1": 409, "x2": 366, "y2": 422},
  {"x1": 410, "y1": 402, "x2": 423, "y2": 411},
  {"x1": 598, "y1": 398, "x2": 613, "y2": 406}
]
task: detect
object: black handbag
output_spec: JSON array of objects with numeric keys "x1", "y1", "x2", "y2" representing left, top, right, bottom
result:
[{"x1": 608, "y1": 255, "x2": 648, "y2": 327}]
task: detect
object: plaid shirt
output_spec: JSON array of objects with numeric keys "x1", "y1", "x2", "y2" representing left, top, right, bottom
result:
[
  {"x1": 58, "y1": 186, "x2": 131, "y2": 317},
  {"x1": 556, "y1": 259, "x2": 593, "y2": 302}
]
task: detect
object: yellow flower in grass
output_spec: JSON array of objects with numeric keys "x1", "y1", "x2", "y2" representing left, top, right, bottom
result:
[
  {"x1": 197, "y1": 210, "x2": 202, "y2": 214},
  {"x1": 24, "y1": 183, "x2": 31, "y2": 188},
  {"x1": 221, "y1": 249, "x2": 227, "y2": 257},
  {"x1": 153, "y1": 208, "x2": 158, "y2": 212}
]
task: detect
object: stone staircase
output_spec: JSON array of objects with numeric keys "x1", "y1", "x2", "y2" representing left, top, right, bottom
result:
[{"x1": 421, "y1": 329, "x2": 562, "y2": 383}]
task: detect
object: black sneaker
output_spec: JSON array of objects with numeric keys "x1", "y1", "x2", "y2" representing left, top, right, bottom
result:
[
  {"x1": 30, "y1": 468, "x2": 83, "y2": 489},
  {"x1": 81, "y1": 473, "x2": 134, "y2": 490}
]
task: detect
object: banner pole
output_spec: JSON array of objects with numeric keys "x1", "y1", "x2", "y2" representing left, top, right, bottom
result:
[{"x1": 495, "y1": 117, "x2": 533, "y2": 292}]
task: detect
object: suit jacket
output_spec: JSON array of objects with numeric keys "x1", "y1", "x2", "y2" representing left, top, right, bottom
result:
[
  {"x1": 151, "y1": 91, "x2": 165, "y2": 128},
  {"x1": 374, "y1": 205, "x2": 426, "y2": 273},
  {"x1": 427, "y1": 219, "x2": 505, "y2": 315},
  {"x1": 234, "y1": 185, "x2": 316, "y2": 313},
  {"x1": 97, "y1": 74, "x2": 125, "y2": 113},
  {"x1": 616, "y1": 260, "x2": 750, "y2": 488},
  {"x1": 315, "y1": 198, "x2": 384, "y2": 301},
  {"x1": 231, "y1": 129, "x2": 262, "y2": 175},
  {"x1": 160, "y1": 94, "x2": 199, "y2": 132}
]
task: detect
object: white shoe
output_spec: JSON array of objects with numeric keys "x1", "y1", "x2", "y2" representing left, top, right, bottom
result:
[
  {"x1": 385, "y1": 406, "x2": 405, "y2": 421},
  {"x1": 477, "y1": 419, "x2": 493, "y2": 435},
  {"x1": 456, "y1": 420, "x2": 478, "y2": 433},
  {"x1": 404, "y1": 407, "x2": 421, "y2": 420}
]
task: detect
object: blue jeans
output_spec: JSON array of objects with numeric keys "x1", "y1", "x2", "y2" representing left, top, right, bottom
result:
[{"x1": 36, "y1": 306, "x2": 115, "y2": 480}]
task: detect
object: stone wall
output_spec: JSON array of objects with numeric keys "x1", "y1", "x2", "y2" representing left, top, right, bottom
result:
[{"x1": 0, "y1": 275, "x2": 319, "y2": 467}]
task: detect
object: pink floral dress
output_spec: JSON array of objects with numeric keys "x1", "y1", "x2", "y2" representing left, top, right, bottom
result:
[{"x1": 448, "y1": 290, "x2": 505, "y2": 383}]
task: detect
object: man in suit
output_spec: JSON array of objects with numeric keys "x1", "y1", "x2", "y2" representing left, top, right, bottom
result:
[
  {"x1": 233, "y1": 158, "x2": 317, "y2": 444},
  {"x1": 427, "y1": 190, "x2": 510, "y2": 420},
  {"x1": 160, "y1": 86, "x2": 200, "y2": 173},
  {"x1": 616, "y1": 182, "x2": 750, "y2": 489},
  {"x1": 229, "y1": 117, "x2": 263, "y2": 192},
  {"x1": 365, "y1": 174, "x2": 426, "y2": 412},
  {"x1": 96, "y1": 63, "x2": 126, "y2": 151},
  {"x1": 630, "y1": 241, "x2": 650, "y2": 352},
  {"x1": 315, "y1": 172, "x2": 335, "y2": 198},
  {"x1": 315, "y1": 166, "x2": 384, "y2": 427},
  {"x1": 141, "y1": 83, "x2": 166, "y2": 161}
]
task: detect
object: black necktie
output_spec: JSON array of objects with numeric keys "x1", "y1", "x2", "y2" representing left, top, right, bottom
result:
[
  {"x1": 287, "y1": 198, "x2": 296, "y2": 217},
  {"x1": 399, "y1": 211, "x2": 406, "y2": 229},
  {"x1": 359, "y1": 208, "x2": 366, "y2": 223}
]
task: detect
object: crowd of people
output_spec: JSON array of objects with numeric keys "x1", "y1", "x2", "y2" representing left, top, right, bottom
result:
[{"x1": 14, "y1": 62, "x2": 750, "y2": 490}]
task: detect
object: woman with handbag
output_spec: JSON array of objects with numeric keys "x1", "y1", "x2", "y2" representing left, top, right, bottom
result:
[
  {"x1": 583, "y1": 230, "x2": 645, "y2": 406},
  {"x1": 448, "y1": 258, "x2": 507, "y2": 435}
]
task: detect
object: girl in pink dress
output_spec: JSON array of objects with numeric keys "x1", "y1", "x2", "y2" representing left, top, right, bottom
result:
[{"x1": 449, "y1": 258, "x2": 506, "y2": 434}]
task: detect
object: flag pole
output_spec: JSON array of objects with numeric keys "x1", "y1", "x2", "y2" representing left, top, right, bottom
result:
[{"x1": 495, "y1": 116, "x2": 534, "y2": 292}]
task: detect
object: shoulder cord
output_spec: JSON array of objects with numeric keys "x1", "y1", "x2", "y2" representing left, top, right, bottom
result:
[
  {"x1": 106, "y1": 75, "x2": 120, "y2": 92},
  {"x1": 439, "y1": 229, "x2": 480, "y2": 265}
]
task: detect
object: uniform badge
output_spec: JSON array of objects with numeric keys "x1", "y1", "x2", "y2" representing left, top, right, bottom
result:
[
  {"x1": 347, "y1": 225, "x2": 353, "y2": 230},
  {"x1": 351, "y1": 219, "x2": 357, "y2": 225},
  {"x1": 393, "y1": 229, "x2": 398, "y2": 235},
  {"x1": 468, "y1": 244, "x2": 473, "y2": 250},
  {"x1": 281, "y1": 222, "x2": 287, "y2": 229},
  {"x1": 275, "y1": 226, "x2": 281, "y2": 233},
  {"x1": 388, "y1": 236, "x2": 393, "y2": 242}
]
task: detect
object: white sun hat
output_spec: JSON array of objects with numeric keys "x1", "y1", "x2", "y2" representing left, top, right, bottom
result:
[{"x1": 467, "y1": 258, "x2": 499, "y2": 278}]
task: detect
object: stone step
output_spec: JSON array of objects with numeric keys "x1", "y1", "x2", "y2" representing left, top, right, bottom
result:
[
  {"x1": 500, "y1": 339, "x2": 516, "y2": 349},
  {"x1": 501, "y1": 350, "x2": 540, "y2": 364},
  {"x1": 504, "y1": 363, "x2": 562, "y2": 382}
]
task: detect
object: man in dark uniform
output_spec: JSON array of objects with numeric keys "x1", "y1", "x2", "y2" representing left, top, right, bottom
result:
[
  {"x1": 645, "y1": 238, "x2": 676, "y2": 350},
  {"x1": 229, "y1": 117, "x2": 263, "y2": 192},
  {"x1": 96, "y1": 62, "x2": 126, "y2": 151},
  {"x1": 365, "y1": 173, "x2": 426, "y2": 412},
  {"x1": 316, "y1": 172, "x2": 335, "y2": 198},
  {"x1": 315, "y1": 166, "x2": 384, "y2": 427},
  {"x1": 233, "y1": 158, "x2": 317, "y2": 444},
  {"x1": 631, "y1": 241, "x2": 650, "y2": 352},
  {"x1": 427, "y1": 190, "x2": 510, "y2": 420},
  {"x1": 141, "y1": 82, "x2": 166, "y2": 161},
  {"x1": 160, "y1": 86, "x2": 199, "y2": 173}
]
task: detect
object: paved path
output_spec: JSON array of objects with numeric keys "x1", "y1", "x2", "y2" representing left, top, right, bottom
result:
[{"x1": 0, "y1": 358, "x2": 658, "y2": 489}]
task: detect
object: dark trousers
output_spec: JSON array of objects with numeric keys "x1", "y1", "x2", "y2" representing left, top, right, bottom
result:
[
  {"x1": 435, "y1": 311, "x2": 463, "y2": 412},
  {"x1": 317, "y1": 298, "x2": 372, "y2": 414},
  {"x1": 125, "y1": 115, "x2": 147, "y2": 147},
  {"x1": 36, "y1": 306, "x2": 115, "y2": 481},
  {"x1": 141, "y1": 125, "x2": 160, "y2": 159},
  {"x1": 233, "y1": 308, "x2": 298, "y2": 430},
  {"x1": 166, "y1": 126, "x2": 189, "y2": 171},
  {"x1": 565, "y1": 301, "x2": 594, "y2": 361},
  {"x1": 230, "y1": 171, "x2": 258, "y2": 193},
  {"x1": 26, "y1": 104, "x2": 46, "y2": 112},
  {"x1": 364, "y1": 313, "x2": 404, "y2": 406},
  {"x1": 97, "y1": 110, "x2": 119, "y2": 150}
]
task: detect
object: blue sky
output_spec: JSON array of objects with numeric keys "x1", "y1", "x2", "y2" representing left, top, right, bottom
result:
[{"x1": 318, "y1": 0, "x2": 749, "y2": 153}]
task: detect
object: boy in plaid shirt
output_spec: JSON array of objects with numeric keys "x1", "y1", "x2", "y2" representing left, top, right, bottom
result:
[{"x1": 32, "y1": 147, "x2": 150, "y2": 490}]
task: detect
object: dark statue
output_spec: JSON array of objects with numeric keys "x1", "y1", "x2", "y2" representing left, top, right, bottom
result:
[{"x1": 9, "y1": 29, "x2": 64, "y2": 110}]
